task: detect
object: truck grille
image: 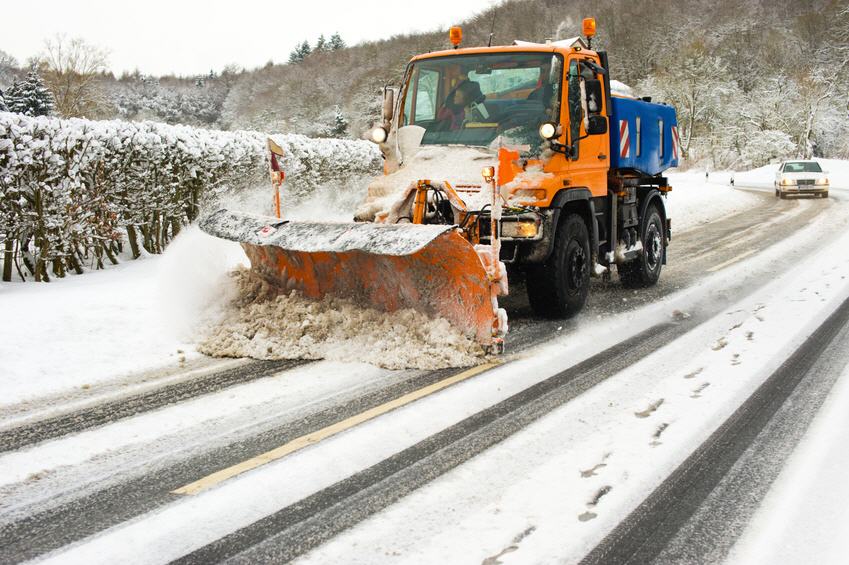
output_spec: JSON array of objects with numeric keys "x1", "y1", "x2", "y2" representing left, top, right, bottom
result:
[{"x1": 797, "y1": 179, "x2": 815, "y2": 186}]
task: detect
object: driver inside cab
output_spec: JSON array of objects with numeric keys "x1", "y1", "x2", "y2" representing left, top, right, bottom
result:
[{"x1": 436, "y1": 79, "x2": 486, "y2": 130}]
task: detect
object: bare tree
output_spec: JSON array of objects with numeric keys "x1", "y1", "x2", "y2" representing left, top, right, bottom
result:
[{"x1": 40, "y1": 35, "x2": 110, "y2": 118}]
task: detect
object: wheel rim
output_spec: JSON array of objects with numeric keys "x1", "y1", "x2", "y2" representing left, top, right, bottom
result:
[
  {"x1": 645, "y1": 222, "x2": 662, "y2": 272},
  {"x1": 568, "y1": 244, "x2": 588, "y2": 291}
]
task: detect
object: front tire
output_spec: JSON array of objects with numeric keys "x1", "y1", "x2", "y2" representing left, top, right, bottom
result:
[
  {"x1": 526, "y1": 213, "x2": 590, "y2": 318},
  {"x1": 620, "y1": 202, "x2": 665, "y2": 288}
]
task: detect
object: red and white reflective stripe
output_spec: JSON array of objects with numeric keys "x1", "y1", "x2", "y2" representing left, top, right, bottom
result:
[
  {"x1": 671, "y1": 126, "x2": 680, "y2": 160},
  {"x1": 619, "y1": 119, "x2": 630, "y2": 158}
]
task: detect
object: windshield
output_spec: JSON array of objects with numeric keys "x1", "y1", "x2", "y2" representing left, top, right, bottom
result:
[
  {"x1": 783, "y1": 161, "x2": 822, "y2": 173},
  {"x1": 401, "y1": 52, "x2": 563, "y2": 155}
]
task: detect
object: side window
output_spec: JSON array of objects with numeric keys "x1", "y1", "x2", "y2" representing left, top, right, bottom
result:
[
  {"x1": 658, "y1": 119, "x2": 664, "y2": 158},
  {"x1": 567, "y1": 60, "x2": 582, "y2": 153},
  {"x1": 636, "y1": 116, "x2": 641, "y2": 157},
  {"x1": 414, "y1": 69, "x2": 439, "y2": 122}
]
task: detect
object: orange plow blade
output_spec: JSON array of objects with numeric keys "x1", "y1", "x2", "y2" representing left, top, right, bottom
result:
[{"x1": 200, "y1": 209, "x2": 504, "y2": 349}]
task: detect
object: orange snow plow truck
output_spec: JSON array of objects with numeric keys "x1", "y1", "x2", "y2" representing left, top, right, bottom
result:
[{"x1": 200, "y1": 19, "x2": 679, "y2": 353}]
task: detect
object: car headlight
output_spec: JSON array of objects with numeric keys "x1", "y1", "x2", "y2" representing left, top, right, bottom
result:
[
  {"x1": 816, "y1": 177, "x2": 829, "y2": 186},
  {"x1": 780, "y1": 177, "x2": 795, "y2": 186},
  {"x1": 502, "y1": 220, "x2": 539, "y2": 238}
]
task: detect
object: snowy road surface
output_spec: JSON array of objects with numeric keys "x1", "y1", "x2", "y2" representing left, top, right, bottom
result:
[{"x1": 1, "y1": 170, "x2": 849, "y2": 563}]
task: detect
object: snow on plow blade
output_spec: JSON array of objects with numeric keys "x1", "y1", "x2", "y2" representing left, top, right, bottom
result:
[{"x1": 199, "y1": 209, "x2": 498, "y2": 347}]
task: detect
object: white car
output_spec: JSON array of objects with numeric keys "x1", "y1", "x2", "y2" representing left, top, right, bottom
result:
[{"x1": 775, "y1": 160, "x2": 829, "y2": 198}]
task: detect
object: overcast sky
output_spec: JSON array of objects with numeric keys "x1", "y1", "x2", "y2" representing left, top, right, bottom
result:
[{"x1": 2, "y1": 0, "x2": 498, "y2": 77}]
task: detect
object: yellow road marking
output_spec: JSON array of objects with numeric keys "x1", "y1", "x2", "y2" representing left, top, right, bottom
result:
[
  {"x1": 172, "y1": 362, "x2": 500, "y2": 495},
  {"x1": 706, "y1": 248, "x2": 759, "y2": 273}
]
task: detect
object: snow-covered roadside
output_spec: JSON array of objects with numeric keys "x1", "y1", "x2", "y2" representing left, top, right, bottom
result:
[
  {"x1": 706, "y1": 157, "x2": 849, "y2": 190},
  {"x1": 0, "y1": 228, "x2": 247, "y2": 409},
  {"x1": 727, "y1": 364, "x2": 849, "y2": 565},
  {"x1": 665, "y1": 170, "x2": 763, "y2": 230}
]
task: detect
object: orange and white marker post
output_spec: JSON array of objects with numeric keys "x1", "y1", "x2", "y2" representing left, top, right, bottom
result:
[{"x1": 269, "y1": 150, "x2": 285, "y2": 219}]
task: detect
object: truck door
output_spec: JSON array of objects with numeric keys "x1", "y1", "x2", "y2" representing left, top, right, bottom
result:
[{"x1": 565, "y1": 58, "x2": 609, "y2": 197}]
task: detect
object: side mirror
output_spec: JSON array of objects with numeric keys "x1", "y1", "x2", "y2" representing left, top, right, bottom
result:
[
  {"x1": 382, "y1": 87, "x2": 395, "y2": 125},
  {"x1": 587, "y1": 115, "x2": 607, "y2": 135}
]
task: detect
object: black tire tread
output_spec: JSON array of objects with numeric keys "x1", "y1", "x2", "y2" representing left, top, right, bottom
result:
[{"x1": 526, "y1": 213, "x2": 590, "y2": 318}]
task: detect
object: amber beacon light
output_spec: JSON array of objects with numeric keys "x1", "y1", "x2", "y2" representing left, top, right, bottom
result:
[
  {"x1": 449, "y1": 26, "x2": 463, "y2": 48},
  {"x1": 582, "y1": 17, "x2": 596, "y2": 48}
]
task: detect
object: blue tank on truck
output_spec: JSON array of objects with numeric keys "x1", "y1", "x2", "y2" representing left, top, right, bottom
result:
[{"x1": 609, "y1": 96, "x2": 680, "y2": 176}]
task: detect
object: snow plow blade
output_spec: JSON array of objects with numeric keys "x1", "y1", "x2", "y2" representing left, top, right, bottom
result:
[{"x1": 199, "y1": 209, "x2": 499, "y2": 348}]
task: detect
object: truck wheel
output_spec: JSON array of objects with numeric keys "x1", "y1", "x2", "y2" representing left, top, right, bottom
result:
[
  {"x1": 526, "y1": 213, "x2": 590, "y2": 318},
  {"x1": 620, "y1": 202, "x2": 664, "y2": 288}
]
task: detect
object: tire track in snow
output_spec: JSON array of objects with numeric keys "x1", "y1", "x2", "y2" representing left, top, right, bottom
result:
[
  {"x1": 0, "y1": 359, "x2": 310, "y2": 453},
  {"x1": 0, "y1": 366, "x2": 472, "y2": 563}
]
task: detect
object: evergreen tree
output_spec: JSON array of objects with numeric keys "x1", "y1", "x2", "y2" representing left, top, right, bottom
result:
[
  {"x1": 288, "y1": 40, "x2": 312, "y2": 64},
  {"x1": 331, "y1": 105, "x2": 349, "y2": 137},
  {"x1": 315, "y1": 34, "x2": 327, "y2": 52},
  {"x1": 299, "y1": 40, "x2": 312, "y2": 59},
  {"x1": 329, "y1": 32, "x2": 346, "y2": 50},
  {"x1": 0, "y1": 88, "x2": 7, "y2": 112},
  {"x1": 6, "y1": 68, "x2": 55, "y2": 116}
]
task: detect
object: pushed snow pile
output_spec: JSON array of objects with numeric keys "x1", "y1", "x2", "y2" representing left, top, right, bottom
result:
[
  {"x1": 356, "y1": 145, "x2": 494, "y2": 221},
  {"x1": 199, "y1": 269, "x2": 485, "y2": 369}
]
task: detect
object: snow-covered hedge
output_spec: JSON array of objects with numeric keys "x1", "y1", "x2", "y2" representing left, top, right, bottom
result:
[{"x1": 0, "y1": 112, "x2": 381, "y2": 281}]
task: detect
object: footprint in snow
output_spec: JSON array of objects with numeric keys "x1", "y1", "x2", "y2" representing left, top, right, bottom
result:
[
  {"x1": 729, "y1": 321, "x2": 743, "y2": 331},
  {"x1": 580, "y1": 453, "x2": 611, "y2": 478},
  {"x1": 480, "y1": 527, "x2": 536, "y2": 565},
  {"x1": 746, "y1": 331, "x2": 754, "y2": 341},
  {"x1": 691, "y1": 382, "x2": 710, "y2": 398},
  {"x1": 588, "y1": 485, "x2": 612, "y2": 507},
  {"x1": 712, "y1": 337, "x2": 728, "y2": 351},
  {"x1": 635, "y1": 398, "x2": 664, "y2": 418},
  {"x1": 731, "y1": 353, "x2": 742, "y2": 366},
  {"x1": 683, "y1": 367, "x2": 704, "y2": 379},
  {"x1": 650, "y1": 422, "x2": 669, "y2": 447}
]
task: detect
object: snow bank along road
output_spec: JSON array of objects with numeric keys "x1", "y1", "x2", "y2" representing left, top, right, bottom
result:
[{"x1": 2, "y1": 183, "x2": 849, "y2": 563}]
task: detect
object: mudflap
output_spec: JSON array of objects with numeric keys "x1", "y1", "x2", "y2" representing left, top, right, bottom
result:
[{"x1": 199, "y1": 209, "x2": 501, "y2": 348}]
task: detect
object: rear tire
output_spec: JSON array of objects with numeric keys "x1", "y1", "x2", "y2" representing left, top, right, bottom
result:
[
  {"x1": 526, "y1": 213, "x2": 590, "y2": 318},
  {"x1": 620, "y1": 202, "x2": 664, "y2": 288}
]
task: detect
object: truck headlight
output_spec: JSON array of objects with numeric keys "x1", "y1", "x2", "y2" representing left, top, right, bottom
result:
[
  {"x1": 816, "y1": 177, "x2": 829, "y2": 186},
  {"x1": 538, "y1": 122, "x2": 558, "y2": 140},
  {"x1": 369, "y1": 126, "x2": 388, "y2": 144},
  {"x1": 502, "y1": 220, "x2": 539, "y2": 238}
]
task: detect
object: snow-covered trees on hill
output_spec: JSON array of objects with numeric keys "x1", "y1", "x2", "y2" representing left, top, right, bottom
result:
[{"x1": 2, "y1": 1, "x2": 845, "y2": 164}]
